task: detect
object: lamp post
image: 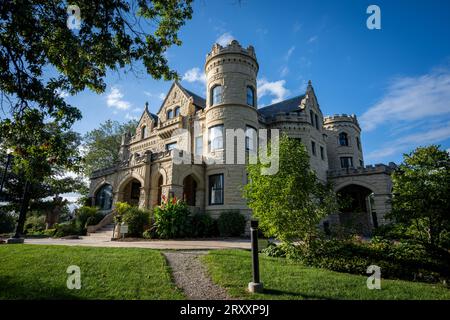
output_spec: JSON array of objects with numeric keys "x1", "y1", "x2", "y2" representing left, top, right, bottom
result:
[
  {"x1": 0, "y1": 148, "x2": 13, "y2": 198},
  {"x1": 248, "y1": 220, "x2": 264, "y2": 293}
]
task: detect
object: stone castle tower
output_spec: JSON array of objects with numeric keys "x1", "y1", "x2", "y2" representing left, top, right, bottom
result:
[
  {"x1": 324, "y1": 114, "x2": 364, "y2": 170},
  {"x1": 203, "y1": 40, "x2": 259, "y2": 216}
]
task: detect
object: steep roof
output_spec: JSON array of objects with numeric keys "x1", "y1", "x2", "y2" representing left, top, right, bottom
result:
[
  {"x1": 257, "y1": 94, "x2": 305, "y2": 117},
  {"x1": 179, "y1": 87, "x2": 206, "y2": 109}
]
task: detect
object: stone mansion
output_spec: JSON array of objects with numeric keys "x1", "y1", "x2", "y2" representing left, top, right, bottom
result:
[{"x1": 89, "y1": 40, "x2": 394, "y2": 234}]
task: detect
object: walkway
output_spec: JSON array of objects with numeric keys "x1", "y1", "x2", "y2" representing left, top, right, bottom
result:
[{"x1": 23, "y1": 237, "x2": 251, "y2": 250}]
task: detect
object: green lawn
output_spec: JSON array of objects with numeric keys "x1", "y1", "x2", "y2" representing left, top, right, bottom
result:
[
  {"x1": 202, "y1": 249, "x2": 450, "y2": 300},
  {"x1": 0, "y1": 244, "x2": 184, "y2": 300}
]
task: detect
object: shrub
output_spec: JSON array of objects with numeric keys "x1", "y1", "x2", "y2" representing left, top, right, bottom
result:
[
  {"x1": 153, "y1": 197, "x2": 191, "y2": 239},
  {"x1": 75, "y1": 206, "x2": 100, "y2": 228},
  {"x1": 122, "y1": 207, "x2": 151, "y2": 237},
  {"x1": 24, "y1": 213, "x2": 46, "y2": 234},
  {"x1": 113, "y1": 202, "x2": 133, "y2": 223},
  {"x1": 142, "y1": 228, "x2": 157, "y2": 239},
  {"x1": 54, "y1": 221, "x2": 80, "y2": 237},
  {"x1": 190, "y1": 213, "x2": 216, "y2": 237},
  {"x1": 217, "y1": 211, "x2": 246, "y2": 237},
  {"x1": 85, "y1": 214, "x2": 104, "y2": 227},
  {"x1": 0, "y1": 211, "x2": 16, "y2": 234}
]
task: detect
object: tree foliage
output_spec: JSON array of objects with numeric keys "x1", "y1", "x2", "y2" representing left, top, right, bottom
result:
[
  {"x1": 389, "y1": 145, "x2": 450, "y2": 247},
  {"x1": 82, "y1": 119, "x2": 137, "y2": 176},
  {"x1": 244, "y1": 134, "x2": 338, "y2": 246}
]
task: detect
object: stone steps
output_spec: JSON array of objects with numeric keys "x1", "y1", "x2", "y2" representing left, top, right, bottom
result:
[{"x1": 86, "y1": 223, "x2": 115, "y2": 240}]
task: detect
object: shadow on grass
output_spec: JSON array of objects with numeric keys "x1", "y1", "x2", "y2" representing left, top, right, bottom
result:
[
  {"x1": 261, "y1": 288, "x2": 337, "y2": 300},
  {"x1": 0, "y1": 276, "x2": 80, "y2": 300}
]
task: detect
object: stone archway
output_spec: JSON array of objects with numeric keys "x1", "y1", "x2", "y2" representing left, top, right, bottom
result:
[
  {"x1": 119, "y1": 178, "x2": 142, "y2": 207},
  {"x1": 183, "y1": 175, "x2": 198, "y2": 206},
  {"x1": 337, "y1": 184, "x2": 374, "y2": 235}
]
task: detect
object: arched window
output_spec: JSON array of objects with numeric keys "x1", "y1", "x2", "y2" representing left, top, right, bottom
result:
[
  {"x1": 95, "y1": 184, "x2": 113, "y2": 210},
  {"x1": 167, "y1": 109, "x2": 173, "y2": 119},
  {"x1": 174, "y1": 106, "x2": 181, "y2": 117},
  {"x1": 246, "y1": 86, "x2": 255, "y2": 106},
  {"x1": 339, "y1": 132, "x2": 349, "y2": 146},
  {"x1": 211, "y1": 85, "x2": 222, "y2": 106},
  {"x1": 141, "y1": 126, "x2": 147, "y2": 139}
]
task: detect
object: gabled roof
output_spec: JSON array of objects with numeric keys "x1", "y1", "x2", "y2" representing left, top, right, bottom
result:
[
  {"x1": 258, "y1": 94, "x2": 305, "y2": 117},
  {"x1": 179, "y1": 86, "x2": 206, "y2": 109},
  {"x1": 156, "y1": 81, "x2": 206, "y2": 115}
]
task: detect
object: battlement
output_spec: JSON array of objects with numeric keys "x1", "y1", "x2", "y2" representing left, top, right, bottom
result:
[
  {"x1": 327, "y1": 162, "x2": 397, "y2": 178},
  {"x1": 323, "y1": 113, "x2": 359, "y2": 124},
  {"x1": 206, "y1": 40, "x2": 257, "y2": 63}
]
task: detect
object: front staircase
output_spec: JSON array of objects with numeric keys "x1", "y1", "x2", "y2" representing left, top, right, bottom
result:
[{"x1": 85, "y1": 223, "x2": 115, "y2": 241}]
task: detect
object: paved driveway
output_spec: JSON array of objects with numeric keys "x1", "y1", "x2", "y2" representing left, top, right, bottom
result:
[{"x1": 22, "y1": 237, "x2": 251, "y2": 250}]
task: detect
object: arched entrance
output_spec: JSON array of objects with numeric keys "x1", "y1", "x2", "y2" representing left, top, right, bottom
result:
[
  {"x1": 120, "y1": 178, "x2": 142, "y2": 206},
  {"x1": 183, "y1": 175, "x2": 197, "y2": 206},
  {"x1": 94, "y1": 184, "x2": 113, "y2": 210},
  {"x1": 337, "y1": 184, "x2": 375, "y2": 235}
]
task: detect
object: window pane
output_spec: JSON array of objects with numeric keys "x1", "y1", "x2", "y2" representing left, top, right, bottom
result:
[
  {"x1": 315, "y1": 114, "x2": 319, "y2": 130},
  {"x1": 166, "y1": 142, "x2": 177, "y2": 151},
  {"x1": 320, "y1": 146, "x2": 324, "y2": 160},
  {"x1": 311, "y1": 141, "x2": 316, "y2": 156},
  {"x1": 310, "y1": 110, "x2": 314, "y2": 127},
  {"x1": 195, "y1": 136, "x2": 203, "y2": 156},
  {"x1": 209, "y1": 174, "x2": 224, "y2": 205},
  {"x1": 208, "y1": 125, "x2": 223, "y2": 151},
  {"x1": 247, "y1": 87, "x2": 254, "y2": 106},
  {"x1": 174, "y1": 107, "x2": 180, "y2": 117},
  {"x1": 167, "y1": 110, "x2": 173, "y2": 119},
  {"x1": 340, "y1": 157, "x2": 353, "y2": 168},
  {"x1": 339, "y1": 132, "x2": 349, "y2": 146},
  {"x1": 245, "y1": 126, "x2": 257, "y2": 152},
  {"x1": 212, "y1": 86, "x2": 222, "y2": 105}
]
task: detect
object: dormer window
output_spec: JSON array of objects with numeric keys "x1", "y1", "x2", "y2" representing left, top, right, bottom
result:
[
  {"x1": 141, "y1": 126, "x2": 147, "y2": 139},
  {"x1": 167, "y1": 109, "x2": 173, "y2": 119},
  {"x1": 246, "y1": 86, "x2": 255, "y2": 107},
  {"x1": 339, "y1": 132, "x2": 349, "y2": 146},
  {"x1": 174, "y1": 106, "x2": 181, "y2": 117},
  {"x1": 211, "y1": 85, "x2": 222, "y2": 106}
]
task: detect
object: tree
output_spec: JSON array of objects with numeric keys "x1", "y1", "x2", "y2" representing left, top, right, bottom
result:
[
  {"x1": 244, "y1": 134, "x2": 338, "y2": 247},
  {"x1": 389, "y1": 145, "x2": 450, "y2": 247},
  {"x1": 82, "y1": 119, "x2": 137, "y2": 177},
  {"x1": 0, "y1": 1, "x2": 192, "y2": 236}
]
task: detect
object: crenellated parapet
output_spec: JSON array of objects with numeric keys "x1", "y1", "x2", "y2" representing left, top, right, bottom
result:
[
  {"x1": 205, "y1": 40, "x2": 257, "y2": 70},
  {"x1": 327, "y1": 162, "x2": 397, "y2": 178},
  {"x1": 323, "y1": 114, "x2": 361, "y2": 131}
]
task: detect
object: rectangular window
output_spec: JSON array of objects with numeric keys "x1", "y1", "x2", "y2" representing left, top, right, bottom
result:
[
  {"x1": 208, "y1": 125, "x2": 224, "y2": 151},
  {"x1": 356, "y1": 137, "x2": 361, "y2": 151},
  {"x1": 310, "y1": 110, "x2": 314, "y2": 127},
  {"x1": 315, "y1": 114, "x2": 319, "y2": 130},
  {"x1": 245, "y1": 126, "x2": 257, "y2": 152},
  {"x1": 209, "y1": 174, "x2": 224, "y2": 205},
  {"x1": 340, "y1": 157, "x2": 353, "y2": 168},
  {"x1": 320, "y1": 146, "x2": 325, "y2": 160},
  {"x1": 359, "y1": 159, "x2": 364, "y2": 168},
  {"x1": 195, "y1": 136, "x2": 203, "y2": 156},
  {"x1": 311, "y1": 141, "x2": 316, "y2": 156},
  {"x1": 166, "y1": 142, "x2": 177, "y2": 151}
]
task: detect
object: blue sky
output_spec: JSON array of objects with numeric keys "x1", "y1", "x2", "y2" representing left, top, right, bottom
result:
[{"x1": 66, "y1": 0, "x2": 450, "y2": 165}]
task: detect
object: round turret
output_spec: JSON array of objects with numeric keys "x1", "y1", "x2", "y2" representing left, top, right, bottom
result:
[{"x1": 323, "y1": 114, "x2": 364, "y2": 170}]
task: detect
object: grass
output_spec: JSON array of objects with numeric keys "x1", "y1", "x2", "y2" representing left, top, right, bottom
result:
[
  {"x1": 0, "y1": 244, "x2": 184, "y2": 300},
  {"x1": 202, "y1": 249, "x2": 450, "y2": 300}
]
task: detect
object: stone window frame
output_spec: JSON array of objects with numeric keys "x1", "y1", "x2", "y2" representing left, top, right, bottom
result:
[
  {"x1": 195, "y1": 135, "x2": 203, "y2": 156},
  {"x1": 340, "y1": 156, "x2": 354, "y2": 169},
  {"x1": 246, "y1": 85, "x2": 255, "y2": 107},
  {"x1": 210, "y1": 84, "x2": 223, "y2": 106},
  {"x1": 320, "y1": 145, "x2": 325, "y2": 160},
  {"x1": 141, "y1": 125, "x2": 147, "y2": 140},
  {"x1": 167, "y1": 109, "x2": 173, "y2": 119},
  {"x1": 338, "y1": 131, "x2": 350, "y2": 147},
  {"x1": 208, "y1": 173, "x2": 224, "y2": 205},
  {"x1": 311, "y1": 140, "x2": 317, "y2": 156},
  {"x1": 174, "y1": 106, "x2": 181, "y2": 117},
  {"x1": 208, "y1": 124, "x2": 224, "y2": 152},
  {"x1": 245, "y1": 125, "x2": 257, "y2": 152}
]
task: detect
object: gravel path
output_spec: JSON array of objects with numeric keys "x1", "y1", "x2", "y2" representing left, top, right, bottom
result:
[{"x1": 163, "y1": 251, "x2": 235, "y2": 300}]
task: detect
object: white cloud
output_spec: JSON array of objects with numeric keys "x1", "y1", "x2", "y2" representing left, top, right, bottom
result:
[
  {"x1": 159, "y1": 93, "x2": 166, "y2": 100},
  {"x1": 284, "y1": 46, "x2": 296, "y2": 61},
  {"x1": 257, "y1": 78, "x2": 290, "y2": 104},
  {"x1": 360, "y1": 68, "x2": 450, "y2": 132},
  {"x1": 365, "y1": 122, "x2": 450, "y2": 161},
  {"x1": 182, "y1": 67, "x2": 206, "y2": 85},
  {"x1": 280, "y1": 66, "x2": 289, "y2": 77},
  {"x1": 106, "y1": 86, "x2": 131, "y2": 110},
  {"x1": 308, "y1": 36, "x2": 318, "y2": 43},
  {"x1": 132, "y1": 107, "x2": 143, "y2": 113},
  {"x1": 216, "y1": 32, "x2": 234, "y2": 46},
  {"x1": 144, "y1": 91, "x2": 166, "y2": 101}
]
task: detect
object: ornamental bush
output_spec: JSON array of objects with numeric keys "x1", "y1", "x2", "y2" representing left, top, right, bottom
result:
[
  {"x1": 217, "y1": 211, "x2": 246, "y2": 237},
  {"x1": 122, "y1": 207, "x2": 151, "y2": 237},
  {"x1": 153, "y1": 197, "x2": 191, "y2": 239},
  {"x1": 190, "y1": 212, "x2": 217, "y2": 238}
]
